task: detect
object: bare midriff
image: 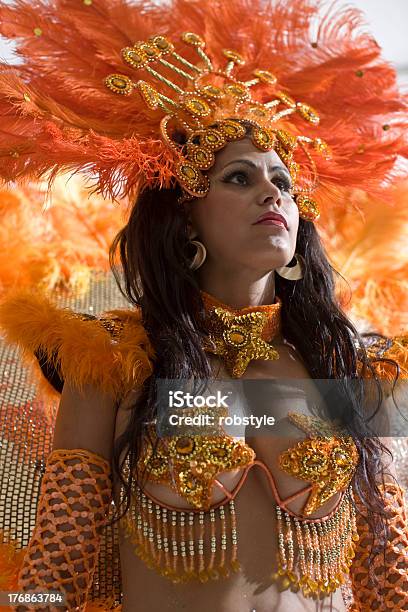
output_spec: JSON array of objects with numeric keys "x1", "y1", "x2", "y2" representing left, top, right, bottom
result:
[{"x1": 114, "y1": 338, "x2": 348, "y2": 612}]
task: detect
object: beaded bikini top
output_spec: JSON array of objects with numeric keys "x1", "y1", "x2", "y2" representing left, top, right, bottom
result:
[
  {"x1": 118, "y1": 292, "x2": 360, "y2": 598},
  {"x1": 120, "y1": 409, "x2": 359, "y2": 596}
]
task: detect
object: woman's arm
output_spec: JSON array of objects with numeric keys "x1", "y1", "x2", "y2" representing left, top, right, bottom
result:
[
  {"x1": 15, "y1": 382, "x2": 118, "y2": 612},
  {"x1": 52, "y1": 381, "x2": 118, "y2": 459},
  {"x1": 349, "y1": 435, "x2": 408, "y2": 611},
  {"x1": 349, "y1": 481, "x2": 408, "y2": 611}
]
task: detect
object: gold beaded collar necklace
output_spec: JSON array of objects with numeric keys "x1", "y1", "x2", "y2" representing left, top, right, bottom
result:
[{"x1": 200, "y1": 290, "x2": 282, "y2": 378}]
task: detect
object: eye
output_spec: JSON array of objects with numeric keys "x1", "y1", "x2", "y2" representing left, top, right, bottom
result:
[
  {"x1": 222, "y1": 170, "x2": 249, "y2": 185},
  {"x1": 221, "y1": 169, "x2": 293, "y2": 192},
  {"x1": 273, "y1": 177, "x2": 292, "y2": 193}
]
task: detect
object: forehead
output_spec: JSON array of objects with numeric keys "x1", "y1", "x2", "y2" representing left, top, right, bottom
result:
[{"x1": 211, "y1": 137, "x2": 286, "y2": 172}]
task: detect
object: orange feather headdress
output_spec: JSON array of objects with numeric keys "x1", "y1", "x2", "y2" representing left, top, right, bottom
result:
[{"x1": 0, "y1": 0, "x2": 406, "y2": 220}]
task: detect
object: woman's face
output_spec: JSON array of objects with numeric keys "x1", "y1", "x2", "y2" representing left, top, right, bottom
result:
[{"x1": 188, "y1": 137, "x2": 299, "y2": 274}]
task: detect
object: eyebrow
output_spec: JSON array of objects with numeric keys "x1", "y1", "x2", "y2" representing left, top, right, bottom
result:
[{"x1": 221, "y1": 159, "x2": 291, "y2": 176}]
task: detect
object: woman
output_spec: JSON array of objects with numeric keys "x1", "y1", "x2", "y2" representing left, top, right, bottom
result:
[
  {"x1": 0, "y1": 0, "x2": 407, "y2": 610},
  {"x1": 104, "y1": 129, "x2": 406, "y2": 612}
]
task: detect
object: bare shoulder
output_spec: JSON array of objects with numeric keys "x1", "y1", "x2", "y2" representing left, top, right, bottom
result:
[{"x1": 52, "y1": 381, "x2": 119, "y2": 461}]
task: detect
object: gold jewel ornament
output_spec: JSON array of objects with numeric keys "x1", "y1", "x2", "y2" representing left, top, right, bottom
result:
[
  {"x1": 137, "y1": 423, "x2": 255, "y2": 510},
  {"x1": 201, "y1": 291, "x2": 282, "y2": 377},
  {"x1": 104, "y1": 32, "x2": 328, "y2": 221},
  {"x1": 120, "y1": 406, "x2": 254, "y2": 583},
  {"x1": 278, "y1": 413, "x2": 359, "y2": 515}
]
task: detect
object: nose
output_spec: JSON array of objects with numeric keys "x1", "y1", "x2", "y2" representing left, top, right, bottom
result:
[{"x1": 257, "y1": 179, "x2": 282, "y2": 207}]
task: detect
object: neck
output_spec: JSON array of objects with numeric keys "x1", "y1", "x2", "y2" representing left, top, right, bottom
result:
[{"x1": 196, "y1": 267, "x2": 276, "y2": 308}]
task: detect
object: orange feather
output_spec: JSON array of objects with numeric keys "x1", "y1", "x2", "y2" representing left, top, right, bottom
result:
[
  {"x1": 0, "y1": 0, "x2": 405, "y2": 204},
  {"x1": 320, "y1": 180, "x2": 408, "y2": 336},
  {"x1": 0, "y1": 289, "x2": 154, "y2": 397},
  {"x1": 0, "y1": 176, "x2": 124, "y2": 295}
]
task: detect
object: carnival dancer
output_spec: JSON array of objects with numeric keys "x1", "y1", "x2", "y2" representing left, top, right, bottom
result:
[{"x1": 0, "y1": 0, "x2": 407, "y2": 610}]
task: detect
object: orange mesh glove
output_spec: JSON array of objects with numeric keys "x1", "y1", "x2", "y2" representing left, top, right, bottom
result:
[
  {"x1": 15, "y1": 448, "x2": 112, "y2": 612},
  {"x1": 350, "y1": 483, "x2": 408, "y2": 611}
]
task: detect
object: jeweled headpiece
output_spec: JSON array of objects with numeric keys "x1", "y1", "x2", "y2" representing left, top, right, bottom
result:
[
  {"x1": 105, "y1": 32, "x2": 327, "y2": 220},
  {"x1": 0, "y1": 0, "x2": 406, "y2": 222}
]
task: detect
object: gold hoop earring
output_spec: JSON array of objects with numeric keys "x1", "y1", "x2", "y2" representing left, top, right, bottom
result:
[
  {"x1": 189, "y1": 240, "x2": 207, "y2": 270},
  {"x1": 275, "y1": 253, "x2": 305, "y2": 280}
]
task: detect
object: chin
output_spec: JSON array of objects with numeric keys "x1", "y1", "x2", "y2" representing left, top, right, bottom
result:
[{"x1": 258, "y1": 253, "x2": 293, "y2": 271}]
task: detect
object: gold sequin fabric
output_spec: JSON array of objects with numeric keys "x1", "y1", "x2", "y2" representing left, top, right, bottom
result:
[
  {"x1": 201, "y1": 290, "x2": 282, "y2": 377},
  {"x1": 279, "y1": 413, "x2": 359, "y2": 515},
  {"x1": 77, "y1": 312, "x2": 126, "y2": 342},
  {"x1": 137, "y1": 425, "x2": 255, "y2": 510}
]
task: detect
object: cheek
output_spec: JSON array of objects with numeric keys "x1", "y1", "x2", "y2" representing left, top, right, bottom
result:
[
  {"x1": 190, "y1": 192, "x2": 241, "y2": 238},
  {"x1": 288, "y1": 201, "x2": 299, "y2": 241}
]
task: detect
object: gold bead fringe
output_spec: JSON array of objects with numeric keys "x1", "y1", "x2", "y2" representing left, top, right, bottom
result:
[
  {"x1": 121, "y1": 486, "x2": 240, "y2": 583},
  {"x1": 271, "y1": 488, "x2": 359, "y2": 599}
]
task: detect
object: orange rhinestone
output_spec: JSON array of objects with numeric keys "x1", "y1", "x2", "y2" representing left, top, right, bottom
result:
[
  {"x1": 140, "y1": 43, "x2": 159, "y2": 59},
  {"x1": 248, "y1": 106, "x2": 268, "y2": 117},
  {"x1": 182, "y1": 32, "x2": 205, "y2": 48},
  {"x1": 200, "y1": 84, "x2": 222, "y2": 98},
  {"x1": 252, "y1": 127, "x2": 275, "y2": 150},
  {"x1": 228, "y1": 330, "x2": 246, "y2": 345},
  {"x1": 182, "y1": 165, "x2": 197, "y2": 180},
  {"x1": 122, "y1": 47, "x2": 145, "y2": 68},
  {"x1": 105, "y1": 74, "x2": 133, "y2": 95},
  {"x1": 175, "y1": 437, "x2": 195, "y2": 455},
  {"x1": 184, "y1": 97, "x2": 211, "y2": 117},
  {"x1": 201, "y1": 129, "x2": 225, "y2": 150},
  {"x1": 196, "y1": 150, "x2": 207, "y2": 162},
  {"x1": 150, "y1": 35, "x2": 173, "y2": 53},
  {"x1": 297, "y1": 103, "x2": 320, "y2": 125},
  {"x1": 224, "y1": 84, "x2": 247, "y2": 98},
  {"x1": 112, "y1": 77, "x2": 126, "y2": 88},
  {"x1": 223, "y1": 49, "x2": 245, "y2": 65},
  {"x1": 254, "y1": 69, "x2": 277, "y2": 85},
  {"x1": 219, "y1": 120, "x2": 246, "y2": 140}
]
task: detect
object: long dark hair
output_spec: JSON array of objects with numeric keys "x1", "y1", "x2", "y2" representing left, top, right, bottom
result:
[{"x1": 108, "y1": 171, "x2": 399, "y2": 570}]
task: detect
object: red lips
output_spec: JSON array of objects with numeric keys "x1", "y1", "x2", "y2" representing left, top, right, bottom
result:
[{"x1": 254, "y1": 211, "x2": 288, "y2": 229}]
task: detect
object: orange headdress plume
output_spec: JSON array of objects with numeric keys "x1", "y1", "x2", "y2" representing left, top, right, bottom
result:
[{"x1": 0, "y1": 0, "x2": 406, "y2": 220}]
